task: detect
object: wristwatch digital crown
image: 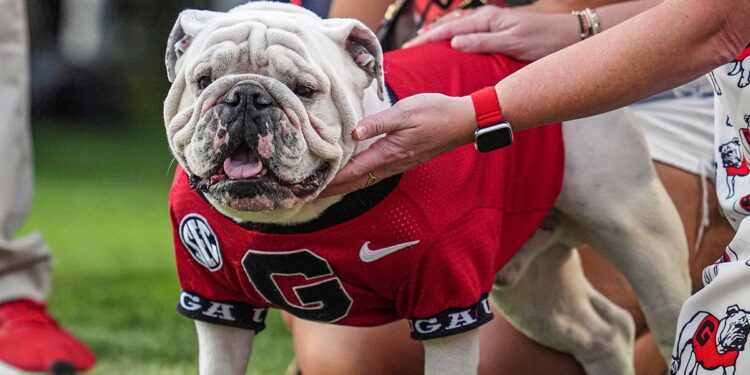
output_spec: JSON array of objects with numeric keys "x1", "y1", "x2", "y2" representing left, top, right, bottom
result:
[{"x1": 470, "y1": 86, "x2": 513, "y2": 153}]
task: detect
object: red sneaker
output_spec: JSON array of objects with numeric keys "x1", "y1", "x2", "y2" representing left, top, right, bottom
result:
[{"x1": 0, "y1": 300, "x2": 95, "y2": 374}]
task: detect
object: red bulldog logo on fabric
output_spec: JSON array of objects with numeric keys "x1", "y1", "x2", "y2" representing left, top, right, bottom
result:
[
  {"x1": 719, "y1": 138, "x2": 749, "y2": 200},
  {"x1": 671, "y1": 305, "x2": 750, "y2": 375}
]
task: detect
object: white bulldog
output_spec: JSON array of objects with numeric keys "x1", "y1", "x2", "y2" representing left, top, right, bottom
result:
[{"x1": 163, "y1": 3, "x2": 690, "y2": 374}]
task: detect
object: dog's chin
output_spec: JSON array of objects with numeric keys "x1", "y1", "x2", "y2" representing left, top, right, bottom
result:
[{"x1": 196, "y1": 163, "x2": 332, "y2": 212}]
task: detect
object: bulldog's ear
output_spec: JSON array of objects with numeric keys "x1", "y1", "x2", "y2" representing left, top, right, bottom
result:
[
  {"x1": 165, "y1": 10, "x2": 221, "y2": 83},
  {"x1": 324, "y1": 19, "x2": 385, "y2": 101},
  {"x1": 728, "y1": 305, "x2": 741, "y2": 315}
]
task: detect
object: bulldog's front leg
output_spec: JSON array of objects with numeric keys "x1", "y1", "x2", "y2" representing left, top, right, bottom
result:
[
  {"x1": 195, "y1": 321, "x2": 256, "y2": 375},
  {"x1": 423, "y1": 329, "x2": 480, "y2": 375}
]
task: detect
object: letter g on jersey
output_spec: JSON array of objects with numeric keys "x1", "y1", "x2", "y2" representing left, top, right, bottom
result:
[{"x1": 180, "y1": 214, "x2": 223, "y2": 271}]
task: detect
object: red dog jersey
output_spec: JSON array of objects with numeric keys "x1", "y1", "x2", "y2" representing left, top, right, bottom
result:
[{"x1": 170, "y1": 42, "x2": 564, "y2": 340}]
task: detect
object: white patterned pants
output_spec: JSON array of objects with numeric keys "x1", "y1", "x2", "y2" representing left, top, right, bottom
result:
[{"x1": 0, "y1": 0, "x2": 51, "y2": 304}]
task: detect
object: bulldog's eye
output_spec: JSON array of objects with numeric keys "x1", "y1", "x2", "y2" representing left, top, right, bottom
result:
[
  {"x1": 293, "y1": 84, "x2": 315, "y2": 98},
  {"x1": 197, "y1": 76, "x2": 213, "y2": 90}
]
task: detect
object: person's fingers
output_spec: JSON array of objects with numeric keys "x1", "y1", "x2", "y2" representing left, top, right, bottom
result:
[
  {"x1": 321, "y1": 166, "x2": 381, "y2": 197},
  {"x1": 404, "y1": 11, "x2": 490, "y2": 48},
  {"x1": 451, "y1": 32, "x2": 510, "y2": 54},
  {"x1": 319, "y1": 177, "x2": 367, "y2": 197},
  {"x1": 321, "y1": 139, "x2": 406, "y2": 197},
  {"x1": 427, "y1": 8, "x2": 477, "y2": 29},
  {"x1": 405, "y1": 18, "x2": 475, "y2": 47},
  {"x1": 321, "y1": 169, "x2": 383, "y2": 197},
  {"x1": 329, "y1": 157, "x2": 369, "y2": 187},
  {"x1": 332, "y1": 142, "x2": 394, "y2": 185},
  {"x1": 354, "y1": 105, "x2": 408, "y2": 140}
]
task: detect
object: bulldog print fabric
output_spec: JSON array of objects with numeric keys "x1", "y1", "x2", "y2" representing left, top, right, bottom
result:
[
  {"x1": 715, "y1": 48, "x2": 750, "y2": 223},
  {"x1": 671, "y1": 47, "x2": 750, "y2": 374},
  {"x1": 170, "y1": 42, "x2": 564, "y2": 340}
]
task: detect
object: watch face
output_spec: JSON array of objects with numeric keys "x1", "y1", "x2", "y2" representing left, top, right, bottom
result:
[{"x1": 475, "y1": 122, "x2": 513, "y2": 153}]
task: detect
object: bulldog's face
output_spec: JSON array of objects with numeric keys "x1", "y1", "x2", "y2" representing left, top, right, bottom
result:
[
  {"x1": 163, "y1": 3, "x2": 384, "y2": 222},
  {"x1": 718, "y1": 306, "x2": 750, "y2": 352},
  {"x1": 720, "y1": 139, "x2": 743, "y2": 168}
]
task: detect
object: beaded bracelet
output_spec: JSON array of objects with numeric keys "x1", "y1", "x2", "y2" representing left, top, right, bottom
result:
[
  {"x1": 584, "y1": 8, "x2": 601, "y2": 36},
  {"x1": 571, "y1": 8, "x2": 601, "y2": 40},
  {"x1": 572, "y1": 10, "x2": 589, "y2": 40}
]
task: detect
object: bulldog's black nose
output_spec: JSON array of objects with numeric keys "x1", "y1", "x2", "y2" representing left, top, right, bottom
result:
[
  {"x1": 223, "y1": 82, "x2": 274, "y2": 112},
  {"x1": 217, "y1": 83, "x2": 277, "y2": 138}
]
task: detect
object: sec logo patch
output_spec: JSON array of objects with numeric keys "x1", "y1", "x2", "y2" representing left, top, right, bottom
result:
[{"x1": 179, "y1": 214, "x2": 222, "y2": 271}]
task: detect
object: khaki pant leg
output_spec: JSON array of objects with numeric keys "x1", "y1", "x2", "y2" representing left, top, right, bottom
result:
[{"x1": 0, "y1": 0, "x2": 51, "y2": 303}]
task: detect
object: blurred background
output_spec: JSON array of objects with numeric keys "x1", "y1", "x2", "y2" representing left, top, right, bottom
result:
[{"x1": 20, "y1": 1, "x2": 330, "y2": 373}]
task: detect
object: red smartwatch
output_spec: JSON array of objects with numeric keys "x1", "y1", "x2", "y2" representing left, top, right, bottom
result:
[{"x1": 470, "y1": 86, "x2": 513, "y2": 153}]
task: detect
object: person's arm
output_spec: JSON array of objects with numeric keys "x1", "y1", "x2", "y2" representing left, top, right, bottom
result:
[
  {"x1": 405, "y1": 0, "x2": 662, "y2": 60},
  {"x1": 329, "y1": 0, "x2": 393, "y2": 31},
  {"x1": 595, "y1": 0, "x2": 661, "y2": 34},
  {"x1": 523, "y1": 0, "x2": 643, "y2": 13},
  {"x1": 321, "y1": 0, "x2": 750, "y2": 196},
  {"x1": 497, "y1": 0, "x2": 748, "y2": 129}
]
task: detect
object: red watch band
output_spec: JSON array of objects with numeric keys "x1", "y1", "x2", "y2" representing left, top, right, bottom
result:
[{"x1": 470, "y1": 86, "x2": 504, "y2": 128}]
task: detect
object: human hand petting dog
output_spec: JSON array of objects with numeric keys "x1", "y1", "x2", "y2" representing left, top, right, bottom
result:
[
  {"x1": 320, "y1": 93, "x2": 476, "y2": 197},
  {"x1": 403, "y1": 5, "x2": 580, "y2": 61},
  {"x1": 325, "y1": 0, "x2": 685, "y2": 197}
]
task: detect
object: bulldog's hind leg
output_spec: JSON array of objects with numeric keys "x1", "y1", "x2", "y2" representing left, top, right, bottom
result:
[
  {"x1": 556, "y1": 109, "x2": 691, "y2": 361},
  {"x1": 492, "y1": 244, "x2": 636, "y2": 375}
]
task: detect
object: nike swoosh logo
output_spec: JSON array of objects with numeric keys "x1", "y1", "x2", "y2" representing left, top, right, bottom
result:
[{"x1": 359, "y1": 240, "x2": 420, "y2": 263}]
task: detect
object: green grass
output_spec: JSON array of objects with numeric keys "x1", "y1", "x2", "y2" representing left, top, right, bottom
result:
[{"x1": 18, "y1": 123, "x2": 294, "y2": 374}]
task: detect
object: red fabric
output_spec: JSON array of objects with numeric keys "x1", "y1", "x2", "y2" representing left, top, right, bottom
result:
[
  {"x1": 692, "y1": 314, "x2": 740, "y2": 369},
  {"x1": 735, "y1": 47, "x2": 750, "y2": 61},
  {"x1": 727, "y1": 157, "x2": 750, "y2": 177},
  {"x1": 170, "y1": 42, "x2": 564, "y2": 327},
  {"x1": 384, "y1": 41, "x2": 564, "y2": 276},
  {"x1": 730, "y1": 129, "x2": 750, "y2": 177},
  {"x1": 0, "y1": 300, "x2": 96, "y2": 371}
]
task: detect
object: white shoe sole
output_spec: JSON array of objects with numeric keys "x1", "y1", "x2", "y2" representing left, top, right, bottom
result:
[{"x1": 0, "y1": 361, "x2": 21, "y2": 375}]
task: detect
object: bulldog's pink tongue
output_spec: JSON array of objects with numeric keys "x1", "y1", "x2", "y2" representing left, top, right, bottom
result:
[{"x1": 224, "y1": 150, "x2": 263, "y2": 179}]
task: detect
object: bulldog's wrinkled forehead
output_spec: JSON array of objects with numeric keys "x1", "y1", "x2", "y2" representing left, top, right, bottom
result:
[
  {"x1": 183, "y1": 13, "x2": 331, "y2": 82},
  {"x1": 198, "y1": 7, "x2": 324, "y2": 50}
]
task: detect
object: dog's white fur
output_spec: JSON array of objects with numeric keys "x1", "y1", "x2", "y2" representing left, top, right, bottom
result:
[{"x1": 164, "y1": 3, "x2": 690, "y2": 374}]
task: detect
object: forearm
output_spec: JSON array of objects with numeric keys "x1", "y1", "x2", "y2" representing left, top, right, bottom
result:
[
  {"x1": 520, "y1": 0, "x2": 663, "y2": 60},
  {"x1": 523, "y1": 0, "x2": 664, "y2": 52},
  {"x1": 596, "y1": 0, "x2": 661, "y2": 31},
  {"x1": 526, "y1": 0, "x2": 659, "y2": 15},
  {"x1": 329, "y1": 0, "x2": 392, "y2": 31},
  {"x1": 497, "y1": 0, "x2": 750, "y2": 131}
]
